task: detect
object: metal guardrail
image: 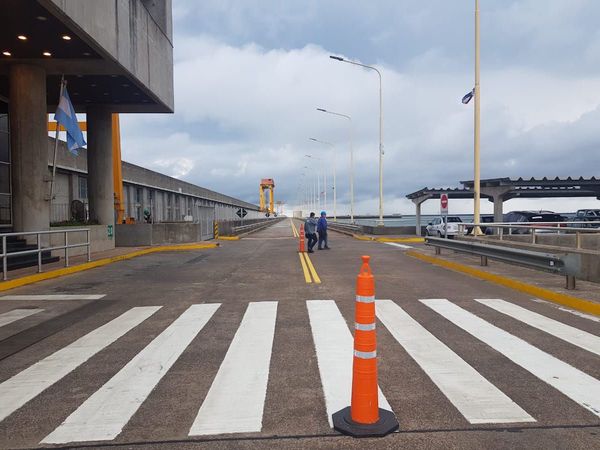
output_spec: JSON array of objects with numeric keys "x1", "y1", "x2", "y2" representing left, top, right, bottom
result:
[
  {"x1": 1, "y1": 228, "x2": 91, "y2": 281},
  {"x1": 424, "y1": 236, "x2": 581, "y2": 289},
  {"x1": 231, "y1": 218, "x2": 283, "y2": 235},
  {"x1": 457, "y1": 221, "x2": 600, "y2": 248}
]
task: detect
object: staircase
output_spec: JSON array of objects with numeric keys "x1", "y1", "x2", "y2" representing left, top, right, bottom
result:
[{"x1": 2, "y1": 233, "x2": 60, "y2": 271}]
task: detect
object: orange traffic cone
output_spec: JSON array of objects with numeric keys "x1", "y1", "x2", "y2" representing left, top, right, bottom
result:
[
  {"x1": 332, "y1": 255, "x2": 399, "y2": 437},
  {"x1": 299, "y1": 223, "x2": 305, "y2": 252}
]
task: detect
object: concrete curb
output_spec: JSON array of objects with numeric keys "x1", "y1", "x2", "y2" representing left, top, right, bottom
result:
[
  {"x1": 0, "y1": 243, "x2": 219, "y2": 293},
  {"x1": 406, "y1": 250, "x2": 600, "y2": 317}
]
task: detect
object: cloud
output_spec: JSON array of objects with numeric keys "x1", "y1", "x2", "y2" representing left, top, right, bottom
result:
[{"x1": 120, "y1": 2, "x2": 600, "y2": 215}]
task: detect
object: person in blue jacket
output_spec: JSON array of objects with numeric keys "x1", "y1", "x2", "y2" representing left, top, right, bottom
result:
[{"x1": 317, "y1": 211, "x2": 330, "y2": 250}]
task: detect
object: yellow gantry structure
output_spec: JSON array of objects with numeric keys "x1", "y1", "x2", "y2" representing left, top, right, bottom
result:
[{"x1": 259, "y1": 178, "x2": 275, "y2": 216}]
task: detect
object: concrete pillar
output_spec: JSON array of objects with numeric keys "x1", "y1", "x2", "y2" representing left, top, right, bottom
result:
[
  {"x1": 9, "y1": 64, "x2": 49, "y2": 232},
  {"x1": 493, "y1": 195, "x2": 504, "y2": 223},
  {"x1": 87, "y1": 107, "x2": 114, "y2": 226},
  {"x1": 415, "y1": 202, "x2": 422, "y2": 236}
]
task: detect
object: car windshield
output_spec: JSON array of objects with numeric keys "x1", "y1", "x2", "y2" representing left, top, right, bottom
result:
[{"x1": 445, "y1": 217, "x2": 462, "y2": 222}]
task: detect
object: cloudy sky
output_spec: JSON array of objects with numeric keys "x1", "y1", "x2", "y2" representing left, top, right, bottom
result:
[{"x1": 120, "y1": 0, "x2": 600, "y2": 215}]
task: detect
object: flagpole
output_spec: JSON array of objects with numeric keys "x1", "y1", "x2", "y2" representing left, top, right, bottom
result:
[
  {"x1": 473, "y1": 0, "x2": 482, "y2": 234},
  {"x1": 49, "y1": 75, "x2": 65, "y2": 221}
]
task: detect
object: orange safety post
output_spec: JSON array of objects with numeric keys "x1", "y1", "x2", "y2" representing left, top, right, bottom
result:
[
  {"x1": 332, "y1": 255, "x2": 399, "y2": 437},
  {"x1": 298, "y1": 224, "x2": 305, "y2": 252}
]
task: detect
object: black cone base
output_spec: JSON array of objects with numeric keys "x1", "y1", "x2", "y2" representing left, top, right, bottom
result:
[{"x1": 332, "y1": 407, "x2": 399, "y2": 438}]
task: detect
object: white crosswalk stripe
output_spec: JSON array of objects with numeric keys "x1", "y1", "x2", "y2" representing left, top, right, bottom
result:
[
  {"x1": 422, "y1": 299, "x2": 600, "y2": 418},
  {"x1": 376, "y1": 300, "x2": 534, "y2": 424},
  {"x1": 1, "y1": 297, "x2": 599, "y2": 445},
  {"x1": 0, "y1": 295, "x2": 106, "y2": 301},
  {"x1": 189, "y1": 301, "x2": 277, "y2": 436},
  {"x1": 0, "y1": 306, "x2": 160, "y2": 422},
  {"x1": 43, "y1": 303, "x2": 220, "y2": 444},
  {"x1": 307, "y1": 300, "x2": 394, "y2": 427},
  {"x1": 0, "y1": 308, "x2": 43, "y2": 328},
  {"x1": 476, "y1": 299, "x2": 600, "y2": 357}
]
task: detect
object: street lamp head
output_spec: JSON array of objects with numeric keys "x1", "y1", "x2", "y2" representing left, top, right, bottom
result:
[
  {"x1": 329, "y1": 55, "x2": 344, "y2": 61},
  {"x1": 316, "y1": 108, "x2": 327, "y2": 112},
  {"x1": 309, "y1": 138, "x2": 317, "y2": 142}
]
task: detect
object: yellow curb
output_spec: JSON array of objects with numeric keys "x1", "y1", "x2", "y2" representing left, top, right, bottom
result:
[
  {"x1": 406, "y1": 250, "x2": 600, "y2": 317},
  {"x1": 376, "y1": 237, "x2": 425, "y2": 243},
  {"x1": 352, "y1": 234, "x2": 374, "y2": 241},
  {"x1": 218, "y1": 236, "x2": 240, "y2": 241},
  {"x1": 0, "y1": 243, "x2": 219, "y2": 293}
]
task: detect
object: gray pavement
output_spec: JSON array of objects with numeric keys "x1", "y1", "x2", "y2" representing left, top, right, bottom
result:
[{"x1": 0, "y1": 219, "x2": 598, "y2": 449}]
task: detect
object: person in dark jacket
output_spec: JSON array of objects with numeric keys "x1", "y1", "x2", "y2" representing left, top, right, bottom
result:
[
  {"x1": 317, "y1": 211, "x2": 330, "y2": 250},
  {"x1": 304, "y1": 212, "x2": 318, "y2": 253}
]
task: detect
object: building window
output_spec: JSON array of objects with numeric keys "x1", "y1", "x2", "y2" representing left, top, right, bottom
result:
[
  {"x1": 78, "y1": 177, "x2": 88, "y2": 199},
  {"x1": 135, "y1": 187, "x2": 142, "y2": 204}
]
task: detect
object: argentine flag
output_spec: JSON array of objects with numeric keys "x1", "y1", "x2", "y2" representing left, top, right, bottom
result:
[
  {"x1": 462, "y1": 88, "x2": 474, "y2": 105},
  {"x1": 54, "y1": 86, "x2": 86, "y2": 156}
]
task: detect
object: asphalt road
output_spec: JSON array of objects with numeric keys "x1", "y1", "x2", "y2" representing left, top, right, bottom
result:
[{"x1": 0, "y1": 219, "x2": 598, "y2": 449}]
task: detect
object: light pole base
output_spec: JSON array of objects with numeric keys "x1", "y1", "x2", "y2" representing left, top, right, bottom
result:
[{"x1": 332, "y1": 407, "x2": 399, "y2": 438}]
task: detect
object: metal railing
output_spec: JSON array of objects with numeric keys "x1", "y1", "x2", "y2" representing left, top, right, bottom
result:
[
  {"x1": 1, "y1": 228, "x2": 91, "y2": 281},
  {"x1": 424, "y1": 236, "x2": 581, "y2": 289},
  {"x1": 457, "y1": 221, "x2": 600, "y2": 248}
]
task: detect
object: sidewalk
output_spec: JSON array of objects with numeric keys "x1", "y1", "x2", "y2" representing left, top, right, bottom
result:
[
  {"x1": 1, "y1": 242, "x2": 218, "y2": 292},
  {"x1": 410, "y1": 244, "x2": 600, "y2": 306},
  {"x1": 4, "y1": 246, "x2": 150, "y2": 281}
]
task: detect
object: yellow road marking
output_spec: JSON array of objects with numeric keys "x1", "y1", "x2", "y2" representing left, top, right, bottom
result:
[
  {"x1": 298, "y1": 252, "x2": 312, "y2": 283},
  {"x1": 217, "y1": 236, "x2": 240, "y2": 241},
  {"x1": 406, "y1": 250, "x2": 600, "y2": 317},
  {"x1": 290, "y1": 219, "x2": 299, "y2": 238},
  {"x1": 302, "y1": 252, "x2": 321, "y2": 284},
  {"x1": 0, "y1": 243, "x2": 218, "y2": 293}
]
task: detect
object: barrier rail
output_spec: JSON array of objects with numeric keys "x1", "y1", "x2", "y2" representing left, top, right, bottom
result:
[
  {"x1": 230, "y1": 218, "x2": 283, "y2": 236},
  {"x1": 424, "y1": 236, "x2": 581, "y2": 289},
  {"x1": 457, "y1": 221, "x2": 600, "y2": 248},
  {"x1": 1, "y1": 228, "x2": 91, "y2": 281}
]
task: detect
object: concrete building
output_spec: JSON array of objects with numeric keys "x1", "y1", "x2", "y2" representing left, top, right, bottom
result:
[
  {"x1": 48, "y1": 137, "x2": 262, "y2": 226},
  {"x1": 0, "y1": 0, "x2": 174, "y2": 232}
]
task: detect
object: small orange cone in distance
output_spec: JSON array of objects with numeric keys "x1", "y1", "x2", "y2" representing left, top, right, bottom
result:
[
  {"x1": 332, "y1": 255, "x2": 399, "y2": 437},
  {"x1": 298, "y1": 223, "x2": 305, "y2": 252}
]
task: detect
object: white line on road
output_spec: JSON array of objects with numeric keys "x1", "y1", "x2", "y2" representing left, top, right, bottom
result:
[
  {"x1": 43, "y1": 303, "x2": 220, "y2": 444},
  {"x1": 0, "y1": 295, "x2": 106, "y2": 301},
  {"x1": 530, "y1": 298, "x2": 600, "y2": 323},
  {"x1": 476, "y1": 299, "x2": 600, "y2": 357},
  {"x1": 376, "y1": 300, "x2": 534, "y2": 424},
  {"x1": 384, "y1": 242, "x2": 413, "y2": 249},
  {"x1": 307, "y1": 300, "x2": 393, "y2": 427},
  {"x1": 189, "y1": 301, "x2": 277, "y2": 436},
  {"x1": 422, "y1": 299, "x2": 600, "y2": 418},
  {"x1": 0, "y1": 308, "x2": 43, "y2": 328},
  {"x1": 0, "y1": 306, "x2": 160, "y2": 423}
]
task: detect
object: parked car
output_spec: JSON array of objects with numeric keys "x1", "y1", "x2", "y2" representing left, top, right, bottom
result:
[
  {"x1": 571, "y1": 209, "x2": 600, "y2": 228},
  {"x1": 426, "y1": 216, "x2": 466, "y2": 238},
  {"x1": 503, "y1": 211, "x2": 566, "y2": 234},
  {"x1": 465, "y1": 215, "x2": 495, "y2": 235}
]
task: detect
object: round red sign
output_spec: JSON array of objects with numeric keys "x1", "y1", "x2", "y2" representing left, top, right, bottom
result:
[{"x1": 441, "y1": 194, "x2": 448, "y2": 209}]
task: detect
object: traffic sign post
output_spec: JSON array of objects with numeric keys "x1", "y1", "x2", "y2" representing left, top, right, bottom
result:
[{"x1": 440, "y1": 194, "x2": 448, "y2": 238}]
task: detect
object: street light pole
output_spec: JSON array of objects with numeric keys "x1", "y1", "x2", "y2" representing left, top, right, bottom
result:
[
  {"x1": 305, "y1": 153, "x2": 324, "y2": 211},
  {"x1": 473, "y1": 0, "x2": 482, "y2": 234},
  {"x1": 310, "y1": 138, "x2": 336, "y2": 220},
  {"x1": 316, "y1": 108, "x2": 353, "y2": 223},
  {"x1": 330, "y1": 55, "x2": 384, "y2": 226}
]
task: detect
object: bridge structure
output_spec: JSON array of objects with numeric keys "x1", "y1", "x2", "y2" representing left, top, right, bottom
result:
[{"x1": 407, "y1": 176, "x2": 600, "y2": 235}]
